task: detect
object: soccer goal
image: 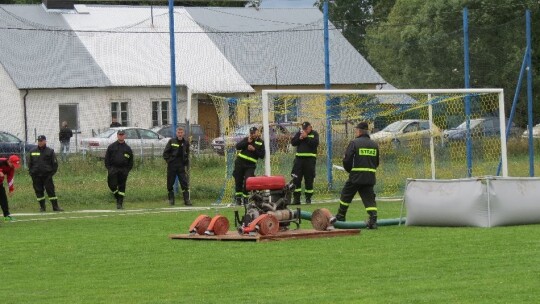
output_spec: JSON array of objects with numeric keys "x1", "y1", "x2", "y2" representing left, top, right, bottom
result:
[{"x1": 211, "y1": 88, "x2": 507, "y2": 203}]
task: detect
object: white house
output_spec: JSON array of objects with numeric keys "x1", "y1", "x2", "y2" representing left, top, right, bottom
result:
[{"x1": 0, "y1": 2, "x2": 388, "y2": 147}]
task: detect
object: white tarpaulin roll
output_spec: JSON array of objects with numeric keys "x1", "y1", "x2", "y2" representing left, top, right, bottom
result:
[{"x1": 404, "y1": 177, "x2": 540, "y2": 227}]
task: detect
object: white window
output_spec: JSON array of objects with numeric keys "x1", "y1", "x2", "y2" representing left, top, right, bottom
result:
[
  {"x1": 152, "y1": 100, "x2": 170, "y2": 127},
  {"x1": 111, "y1": 100, "x2": 129, "y2": 126}
]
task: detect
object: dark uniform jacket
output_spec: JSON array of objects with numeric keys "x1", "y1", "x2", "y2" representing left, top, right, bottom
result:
[
  {"x1": 235, "y1": 136, "x2": 265, "y2": 167},
  {"x1": 163, "y1": 137, "x2": 189, "y2": 168},
  {"x1": 342, "y1": 134, "x2": 379, "y2": 185},
  {"x1": 59, "y1": 127, "x2": 73, "y2": 143},
  {"x1": 29, "y1": 146, "x2": 58, "y2": 177},
  {"x1": 105, "y1": 141, "x2": 134, "y2": 172},
  {"x1": 291, "y1": 130, "x2": 319, "y2": 157}
]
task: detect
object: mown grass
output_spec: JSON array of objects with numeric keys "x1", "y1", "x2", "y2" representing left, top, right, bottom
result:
[{"x1": 1, "y1": 201, "x2": 539, "y2": 303}]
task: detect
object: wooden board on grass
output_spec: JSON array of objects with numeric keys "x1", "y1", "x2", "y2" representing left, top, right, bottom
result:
[{"x1": 169, "y1": 229, "x2": 360, "y2": 242}]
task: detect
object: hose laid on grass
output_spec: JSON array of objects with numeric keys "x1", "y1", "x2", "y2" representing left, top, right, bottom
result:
[{"x1": 300, "y1": 210, "x2": 405, "y2": 229}]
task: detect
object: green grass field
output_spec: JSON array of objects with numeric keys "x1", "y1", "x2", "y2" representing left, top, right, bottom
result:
[{"x1": 2, "y1": 201, "x2": 540, "y2": 303}]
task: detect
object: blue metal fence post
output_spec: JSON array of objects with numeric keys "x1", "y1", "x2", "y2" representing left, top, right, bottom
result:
[
  {"x1": 463, "y1": 7, "x2": 472, "y2": 177},
  {"x1": 169, "y1": 0, "x2": 179, "y2": 193},
  {"x1": 323, "y1": 0, "x2": 333, "y2": 189},
  {"x1": 526, "y1": 9, "x2": 534, "y2": 177}
]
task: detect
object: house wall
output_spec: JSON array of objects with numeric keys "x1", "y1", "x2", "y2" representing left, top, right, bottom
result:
[
  {"x1": 0, "y1": 65, "x2": 24, "y2": 139},
  {"x1": 24, "y1": 86, "x2": 196, "y2": 149}
]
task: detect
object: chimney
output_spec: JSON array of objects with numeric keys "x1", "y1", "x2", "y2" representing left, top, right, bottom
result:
[{"x1": 42, "y1": 0, "x2": 74, "y2": 10}]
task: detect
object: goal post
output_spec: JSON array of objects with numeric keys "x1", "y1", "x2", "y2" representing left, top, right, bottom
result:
[{"x1": 261, "y1": 88, "x2": 508, "y2": 181}]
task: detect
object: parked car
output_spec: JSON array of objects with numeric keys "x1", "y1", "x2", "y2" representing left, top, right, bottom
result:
[
  {"x1": 0, "y1": 131, "x2": 37, "y2": 158},
  {"x1": 80, "y1": 127, "x2": 169, "y2": 157},
  {"x1": 521, "y1": 123, "x2": 540, "y2": 138},
  {"x1": 151, "y1": 123, "x2": 208, "y2": 151},
  {"x1": 211, "y1": 122, "x2": 301, "y2": 155},
  {"x1": 444, "y1": 117, "x2": 522, "y2": 142},
  {"x1": 371, "y1": 119, "x2": 442, "y2": 147}
]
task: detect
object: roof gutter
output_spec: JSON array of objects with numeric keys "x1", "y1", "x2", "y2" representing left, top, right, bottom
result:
[{"x1": 23, "y1": 89, "x2": 29, "y2": 142}]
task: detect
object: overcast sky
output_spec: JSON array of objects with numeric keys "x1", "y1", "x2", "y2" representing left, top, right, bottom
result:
[{"x1": 259, "y1": 0, "x2": 317, "y2": 8}]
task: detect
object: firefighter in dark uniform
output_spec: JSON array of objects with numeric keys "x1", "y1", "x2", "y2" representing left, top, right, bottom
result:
[
  {"x1": 105, "y1": 129, "x2": 134, "y2": 210},
  {"x1": 332, "y1": 122, "x2": 379, "y2": 229},
  {"x1": 233, "y1": 126, "x2": 265, "y2": 205},
  {"x1": 163, "y1": 126, "x2": 192, "y2": 206},
  {"x1": 29, "y1": 135, "x2": 63, "y2": 212},
  {"x1": 290, "y1": 121, "x2": 319, "y2": 205}
]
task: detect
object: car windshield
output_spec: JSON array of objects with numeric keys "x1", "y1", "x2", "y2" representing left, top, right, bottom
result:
[
  {"x1": 455, "y1": 119, "x2": 482, "y2": 130},
  {"x1": 96, "y1": 129, "x2": 118, "y2": 138},
  {"x1": 0, "y1": 132, "x2": 20, "y2": 143},
  {"x1": 381, "y1": 121, "x2": 410, "y2": 133}
]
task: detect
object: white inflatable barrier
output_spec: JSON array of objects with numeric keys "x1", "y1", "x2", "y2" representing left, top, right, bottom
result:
[{"x1": 404, "y1": 177, "x2": 540, "y2": 227}]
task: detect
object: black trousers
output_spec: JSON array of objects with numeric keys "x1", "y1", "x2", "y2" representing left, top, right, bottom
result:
[
  {"x1": 291, "y1": 157, "x2": 316, "y2": 193},
  {"x1": 107, "y1": 168, "x2": 129, "y2": 197},
  {"x1": 167, "y1": 166, "x2": 189, "y2": 192},
  {"x1": 31, "y1": 175, "x2": 56, "y2": 201},
  {"x1": 339, "y1": 180, "x2": 376, "y2": 209},
  {"x1": 233, "y1": 159, "x2": 256, "y2": 197},
  {"x1": 0, "y1": 185, "x2": 10, "y2": 217}
]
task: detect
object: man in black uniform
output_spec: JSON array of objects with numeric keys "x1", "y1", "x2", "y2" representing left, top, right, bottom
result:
[
  {"x1": 29, "y1": 135, "x2": 63, "y2": 212},
  {"x1": 105, "y1": 130, "x2": 134, "y2": 210},
  {"x1": 332, "y1": 122, "x2": 379, "y2": 229},
  {"x1": 290, "y1": 121, "x2": 319, "y2": 205},
  {"x1": 163, "y1": 126, "x2": 191, "y2": 206},
  {"x1": 232, "y1": 126, "x2": 265, "y2": 205}
]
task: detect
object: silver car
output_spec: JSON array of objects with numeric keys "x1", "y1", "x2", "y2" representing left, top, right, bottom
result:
[{"x1": 80, "y1": 127, "x2": 169, "y2": 157}]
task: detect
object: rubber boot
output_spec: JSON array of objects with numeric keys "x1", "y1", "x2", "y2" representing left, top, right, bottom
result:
[
  {"x1": 168, "y1": 191, "x2": 175, "y2": 206},
  {"x1": 305, "y1": 193, "x2": 312, "y2": 204},
  {"x1": 291, "y1": 192, "x2": 301, "y2": 205},
  {"x1": 366, "y1": 211, "x2": 378, "y2": 229},
  {"x1": 183, "y1": 191, "x2": 192, "y2": 206},
  {"x1": 331, "y1": 203, "x2": 349, "y2": 223},
  {"x1": 116, "y1": 196, "x2": 124, "y2": 210},
  {"x1": 39, "y1": 200, "x2": 46, "y2": 212},
  {"x1": 51, "y1": 200, "x2": 64, "y2": 212}
]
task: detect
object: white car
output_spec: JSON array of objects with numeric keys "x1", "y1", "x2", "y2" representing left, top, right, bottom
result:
[
  {"x1": 80, "y1": 127, "x2": 170, "y2": 157},
  {"x1": 522, "y1": 123, "x2": 540, "y2": 138}
]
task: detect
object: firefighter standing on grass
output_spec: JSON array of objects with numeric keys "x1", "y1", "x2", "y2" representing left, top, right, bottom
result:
[
  {"x1": 163, "y1": 126, "x2": 192, "y2": 206},
  {"x1": 290, "y1": 121, "x2": 319, "y2": 205},
  {"x1": 0, "y1": 155, "x2": 21, "y2": 221},
  {"x1": 105, "y1": 130, "x2": 133, "y2": 210},
  {"x1": 29, "y1": 135, "x2": 63, "y2": 212},
  {"x1": 332, "y1": 122, "x2": 379, "y2": 229},
  {"x1": 233, "y1": 126, "x2": 265, "y2": 205}
]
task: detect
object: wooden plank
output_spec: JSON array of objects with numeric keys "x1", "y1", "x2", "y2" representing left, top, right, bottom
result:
[{"x1": 169, "y1": 229, "x2": 360, "y2": 242}]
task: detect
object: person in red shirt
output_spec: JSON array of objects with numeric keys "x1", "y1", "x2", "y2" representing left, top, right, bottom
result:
[{"x1": 0, "y1": 155, "x2": 21, "y2": 221}]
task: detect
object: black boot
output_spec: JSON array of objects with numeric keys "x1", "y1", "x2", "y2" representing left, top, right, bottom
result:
[
  {"x1": 291, "y1": 192, "x2": 301, "y2": 205},
  {"x1": 305, "y1": 193, "x2": 312, "y2": 204},
  {"x1": 366, "y1": 210, "x2": 378, "y2": 229},
  {"x1": 39, "y1": 200, "x2": 46, "y2": 212},
  {"x1": 183, "y1": 191, "x2": 192, "y2": 206},
  {"x1": 332, "y1": 203, "x2": 349, "y2": 223},
  {"x1": 168, "y1": 191, "x2": 175, "y2": 206},
  {"x1": 116, "y1": 196, "x2": 124, "y2": 210},
  {"x1": 51, "y1": 200, "x2": 63, "y2": 212}
]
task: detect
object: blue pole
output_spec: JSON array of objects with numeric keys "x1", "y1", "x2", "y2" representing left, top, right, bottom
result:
[
  {"x1": 526, "y1": 10, "x2": 534, "y2": 177},
  {"x1": 323, "y1": 0, "x2": 333, "y2": 189},
  {"x1": 169, "y1": 0, "x2": 179, "y2": 193},
  {"x1": 497, "y1": 50, "x2": 528, "y2": 176},
  {"x1": 463, "y1": 7, "x2": 472, "y2": 177}
]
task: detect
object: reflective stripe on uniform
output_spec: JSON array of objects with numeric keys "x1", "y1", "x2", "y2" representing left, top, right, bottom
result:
[
  {"x1": 351, "y1": 167, "x2": 376, "y2": 172},
  {"x1": 366, "y1": 207, "x2": 378, "y2": 212},
  {"x1": 359, "y1": 148, "x2": 377, "y2": 156},
  {"x1": 36, "y1": 196, "x2": 46, "y2": 201},
  {"x1": 304, "y1": 189, "x2": 314, "y2": 194},
  {"x1": 118, "y1": 192, "x2": 125, "y2": 197},
  {"x1": 123, "y1": 153, "x2": 130, "y2": 158},
  {"x1": 307, "y1": 135, "x2": 315, "y2": 138},
  {"x1": 112, "y1": 190, "x2": 118, "y2": 194},
  {"x1": 294, "y1": 188, "x2": 302, "y2": 193},
  {"x1": 49, "y1": 196, "x2": 58, "y2": 200},
  {"x1": 238, "y1": 153, "x2": 257, "y2": 163},
  {"x1": 340, "y1": 201, "x2": 350, "y2": 206},
  {"x1": 295, "y1": 153, "x2": 316, "y2": 157},
  {"x1": 171, "y1": 144, "x2": 180, "y2": 147},
  {"x1": 254, "y1": 141, "x2": 263, "y2": 146},
  {"x1": 235, "y1": 192, "x2": 244, "y2": 197},
  {"x1": 31, "y1": 152, "x2": 40, "y2": 156}
]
